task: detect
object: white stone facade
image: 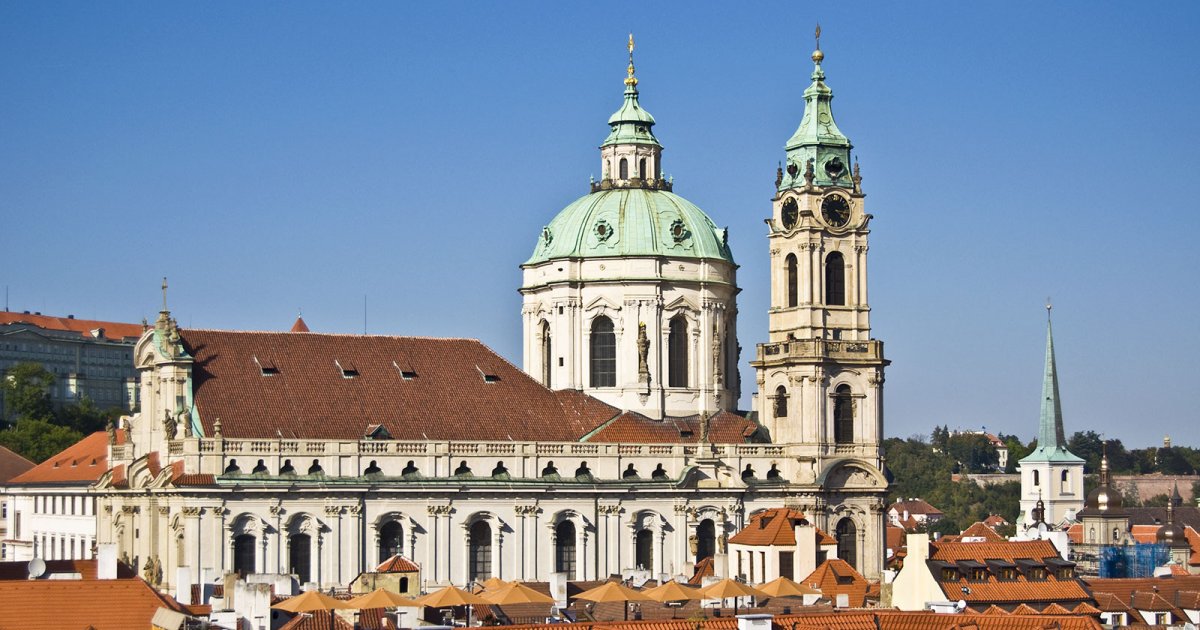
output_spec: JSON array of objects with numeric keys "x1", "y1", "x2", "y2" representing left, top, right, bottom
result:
[{"x1": 2, "y1": 489, "x2": 98, "y2": 562}]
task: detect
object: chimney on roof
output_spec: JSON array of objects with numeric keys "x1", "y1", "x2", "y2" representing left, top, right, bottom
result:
[
  {"x1": 67, "y1": 314, "x2": 74, "y2": 319},
  {"x1": 96, "y1": 543, "x2": 118, "y2": 580}
]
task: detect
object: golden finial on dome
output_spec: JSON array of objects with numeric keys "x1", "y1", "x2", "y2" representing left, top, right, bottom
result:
[
  {"x1": 812, "y1": 23, "x2": 824, "y2": 63},
  {"x1": 625, "y1": 32, "x2": 638, "y2": 86}
]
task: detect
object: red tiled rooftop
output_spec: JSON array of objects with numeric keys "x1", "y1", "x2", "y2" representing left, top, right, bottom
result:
[
  {"x1": 929, "y1": 540, "x2": 1091, "y2": 604},
  {"x1": 181, "y1": 330, "x2": 624, "y2": 441},
  {"x1": 586, "y1": 410, "x2": 760, "y2": 444},
  {"x1": 889, "y1": 499, "x2": 944, "y2": 516},
  {"x1": 799, "y1": 559, "x2": 869, "y2": 608},
  {"x1": 0, "y1": 444, "x2": 34, "y2": 482},
  {"x1": 0, "y1": 576, "x2": 186, "y2": 629},
  {"x1": 0, "y1": 559, "x2": 134, "y2": 581},
  {"x1": 290, "y1": 316, "x2": 311, "y2": 333},
  {"x1": 729, "y1": 508, "x2": 838, "y2": 547},
  {"x1": 958, "y1": 522, "x2": 1005, "y2": 542},
  {"x1": 376, "y1": 555, "x2": 420, "y2": 573},
  {"x1": 500, "y1": 610, "x2": 1103, "y2": 630},
  {"x1": 0, "y1": 311, "x2": 144, "y2": 341},
  {"x1": 8, "y1": 431, "x2": 119, "y2": 483}
]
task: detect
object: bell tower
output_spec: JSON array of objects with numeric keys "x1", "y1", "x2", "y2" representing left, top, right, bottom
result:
[
  {"x1": 752, "y1": 35, "x2": 888, "y2": 449},
  {"x1": 751, "y1": 32, "x2": 888, "y2": 579}
]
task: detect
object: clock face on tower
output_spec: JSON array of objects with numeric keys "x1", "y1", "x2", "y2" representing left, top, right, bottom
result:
[
  {"x1": 821, "y1": 195, "x2": 850, "y2": 228},
  {"x1": 781, "y1": 198, "x2": 798, "y2": 229}
]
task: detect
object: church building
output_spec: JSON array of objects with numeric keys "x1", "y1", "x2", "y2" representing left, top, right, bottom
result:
[{"x1": 77, "y1": 36, "x2": 890, "y2": 593}]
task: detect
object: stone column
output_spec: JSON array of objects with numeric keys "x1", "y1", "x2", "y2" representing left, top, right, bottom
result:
[
  {"x1": 349, "y1": 504, "x2": 364, "y2": 581},
  {"x1": 325, "y1": 506, "x2": 344, "y2": 586},
  {"x1": 182, "y1": 507, "x2": 201, "y2": 584}
]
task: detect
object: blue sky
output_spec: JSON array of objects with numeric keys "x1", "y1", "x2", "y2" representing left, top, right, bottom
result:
[{"x1": 2, "y1": 2, "x2": 1197, "y2": 447}]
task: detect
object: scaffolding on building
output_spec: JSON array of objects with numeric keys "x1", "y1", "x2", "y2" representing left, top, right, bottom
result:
[{"x1": 1098, "y1": 542, "x2": 1168, "y2": 578}]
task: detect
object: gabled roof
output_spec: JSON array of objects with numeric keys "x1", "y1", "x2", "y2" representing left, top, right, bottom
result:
[
  {"x1": 375, "y1": 555, "x2": 420, "y2": 573},
  {"x1": 928, "y1": 540, "x2": 1091, "y2": 604},
  {"x1": 959, "y1": 522, "x2": 1006, "y2": 542},
  {"x1": 0, "y1": 575, "x2": 187, "y2": 629},
  {"x1": 889, "y1": 499, "x2": 944, "y2": 516},
  {"x1": 799, "y1": 558, "x2": 869, "y2": 607},
  {"x1": 728, "y1": 508, "x2": 837, "y2": 547},
  {"x1": 289, "y1": 316, "x2": 310, "y2": 333},
  {"x1": 0, "y1": 444, "x2": 34, "y2": 482},
  {"x1": 0, "y1": 311, "x2": 144, "y2": 341},
  {"x1": 1085, "y1": 575, "x2": 1200, "y2": 613},
  {"x1": 585, "y1": 410, "x2": 759, "y2": 444},
  {"x1": 8, "y1": 431, "x2": 117, "y2": 484}
]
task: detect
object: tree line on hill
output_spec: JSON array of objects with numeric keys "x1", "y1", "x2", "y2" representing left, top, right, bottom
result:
[
  {"x1": 886, "y1": 428, "x2": 1200, "y2": 537},
  {"x1": 0, "y1": 362, "x2": 122, "y2": 463}
]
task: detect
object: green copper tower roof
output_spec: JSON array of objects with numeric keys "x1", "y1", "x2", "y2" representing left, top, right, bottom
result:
[
  {"x1": 1019, "y1": 308, "x2": 1084, "y2": 464},
  {"x1": 602, "y1": 35, "x2": 661, "y2": 148},
  {"x1": 778, "y1": 33, "x2": 854, "y2": 191}
]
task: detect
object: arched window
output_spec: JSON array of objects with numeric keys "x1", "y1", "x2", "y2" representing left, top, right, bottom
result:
[
  {"x1": 785, "y1": 254, "x2": 798, "y2": 307},
  {"x1": 696, "y1": 519, "x2": 715, "y2": 563},
  {"x1": 638, "y1": 158, "x2": 646, "y2": 179},
  {"x1": 825, "y1": 252, "x2": 845, "y2": 305},
  {"x1": 469, "y1": 521, "x2": 492, "y2": 581},
  {"x1": 836, "y1": 518, "x2": 857, "y2": 569},
  {"x1": 619, "y1": 158, "x2": 629, "y2": 179},
  {"x1": 233, "y1": 534, "x2": 256, "y2": 576},
  {"x1": 635, "y1": 529, "x2": 653, "y2": 570},
  {"x1": 833, "y1": 385, "x2": 853, "y2": 443},
  {"x1": 1033, "y1": 470, "x2": 1040, "y2": 486},
  {"x1": 399, "y1": 576, "x2": 410, "y2": 592},
  {"x1": 555, "y1": 520, "x2": 577, "y2": 575},
  {"x1": 668, "y1": 316, "x2": 688, "y2": 387},
  {"x1": 379, "y1": 521, "x2": 403, "y2": 563},
  {"x1": 590, "y1": 317, "x2": 616, "y2": 387},
  {"x1": 289, "y1": 533, "x2": 311, "y2": 584},
  {"x1": 773, "y1": 385, "x2": 788, "y2": 418},
  {"x1": 540, "y1": 320, "x2": 552, "y2": 388},
  {"x1": 1088, "y1": 527, "x2": 1096, "y2": 543}
]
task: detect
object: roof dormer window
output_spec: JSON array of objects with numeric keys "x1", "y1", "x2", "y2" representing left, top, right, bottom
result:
[
  {"x1": 335, "y1": 360, "x2": 358, "y2": 379},
  {"x1": 253, "y1": 356, "x2": 279, "y2": 376}
]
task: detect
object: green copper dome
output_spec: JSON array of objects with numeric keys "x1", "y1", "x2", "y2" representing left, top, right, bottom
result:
[{"x1": 525, "y1": 188, "x2": 734, "y2": 265}]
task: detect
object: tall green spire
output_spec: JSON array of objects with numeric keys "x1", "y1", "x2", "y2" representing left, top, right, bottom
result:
[
  {"x1": 779, "y1": 26, "x2": 853, "y2": 190},
  {"x1": 602, "y1": 33, "x2": 660, "y2": 148},
  {"x1": 1021, "y1": 305, "x2": 1084, "y2": 463}
]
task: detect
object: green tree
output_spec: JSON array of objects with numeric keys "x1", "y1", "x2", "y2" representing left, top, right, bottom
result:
[
  {"x1": 57, "y1": 397, "x2": 120, "y2": 435},
  {"x1": 0, "y1": 418, "x2": 84, "y2": 463},
  {"x1": 931, "y1": 425, "x2": 950, "y2": 452},
  {"x1": 1, "y1": 362, "x2": 56, "y2": 425},
  {"x1": 1068, "y1": 431, "x2": 1105, "y2": 473},
  {"x1": 946, "y1": 433, "x2": 1000, "y2": 473},
  {"x1": 1103, "y1": 439, "x2": 1133, "y2": 473},
  {"x1": 999, "y1": 433, "x2": 1031, "y2": 473},
  {"x1": 1143, "y1": 493, "x2": 1172, "y2": 508}
]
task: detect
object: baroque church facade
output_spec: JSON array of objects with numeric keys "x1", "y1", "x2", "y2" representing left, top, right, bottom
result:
[{"x1": 89, "y1": 39, "x2": 890, "y2": 593}]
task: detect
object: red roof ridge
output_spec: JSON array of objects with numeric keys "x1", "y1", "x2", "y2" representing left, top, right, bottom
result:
[
  {"x1": 181, "y1": 327, "x2": 485, "y2": 342},
  {"x1": 8, "y1": 432, "x2": 116, "y2": 484}
]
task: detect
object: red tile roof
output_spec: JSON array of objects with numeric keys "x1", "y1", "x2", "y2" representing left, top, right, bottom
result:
[
  {"x1": 1085, "y1": 575, "x2": 1200, "y2": 613},
  {"x1": 728, "y1": 508, "x2": 838, "y2": 547},
  {"x1": 890, "y1": 499, "x2": 944, "y2": 516},
  {"x1": 0, "y1": 444, "x2": 34, "y2": 482},
  {"x1": 928, "y1": 540, "x2": 1091, "y2": 604},
  {"x1": 278, "y1": 609, "x2": 355, "y2": 630},
  {"x1": 958, "y1": 522, "x2": 1005, "y2": 542},
  {"x1": 8, "y1": 431, "x2": 118, "y2": 484},
  {"x1": 376, "y1": 555, "x2": 420, "y2": 573},
  {"x1": 290, "y1": 316, "x2": 310, "y2": 333},
  {"x1": 501, "y1": 610, "x2": 1103, "y2": 630},
  {"x1": 0, "y1": 576, "x2": 186, "y2": 629},
  {"x1": 181, "y1": 330, "x2": 625, "y2": 441},
  {"x1": 586, "y1": 410, "x2": 760, "y2": 444},
  {"x1": 799, "y1": 559, "x2": 869, "y2": 607},
  {"x1": 983, "y1": 515, "x2": 1009, "y2": 528},
  {"x1": 0, "y1": 559, "x2": 135, "y2": 581},
  {"x1": 169, "y1": 459, "x2": 216, "y2": 486},
  {"x1": 0, "y1": 311, "x2": 143, "y2": 341}
]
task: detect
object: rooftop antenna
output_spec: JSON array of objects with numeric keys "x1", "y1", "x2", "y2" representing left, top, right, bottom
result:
[
  {"x1": 363, "y1": 294, "x2": 367, "y2": 335},
  {"x1": 1045, "y1": 297, "x2": 1052, "y2": 320},
  {"x1": 4, "y1": 285, "x2": 8, "y2": 312}
]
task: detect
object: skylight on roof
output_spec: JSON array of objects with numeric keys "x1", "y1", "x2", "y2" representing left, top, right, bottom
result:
[
  {"x1": 335, "y1": 360, "x2": 359, "y2": 379},
  {"x1": 253, "y1": 356, "x2": 279, "y2": 376},
  {"x1": 476, "y1": 365, "x2": 501, "y2": 383},
  {"x1": 392, "y1": 361, "x2": 417, "y2": 380}
]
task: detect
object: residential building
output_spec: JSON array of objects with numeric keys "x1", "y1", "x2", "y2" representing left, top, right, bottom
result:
[
  {"x1": 726, "y1": 507, "x2": 837, "y2": 583},
  {"x1": 1, "y1": 431, "x2": 114, "y2": 562},
  {"x1": 1086, "y1": 574, "x2": 1200, "y2": 626},
  {"x1": 892, "y1": 533, "x2": 1094, "y2": 613},
  {"x1": 1017, "y1": 312, "x2": 1084, "y2": 528},
  {"x1": 0, "y1": 311, "x2": 143, "y2": 415},
  {"x1": 887, "y1": 499, "x2": 944, "y2": 532},
  {"x1": 0, "y1": 446, "x2": 33, "y2": 560}
]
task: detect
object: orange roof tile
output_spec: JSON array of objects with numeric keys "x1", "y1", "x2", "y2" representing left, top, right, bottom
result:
[
  {"x1": 499, "y1": 610, "x2": 1103, "y2": 630},
  {"x1": 0, "y1": 559, "x2": 134, "y2": 581},
  {"x1": 290, "y1": 316, "x2": 311, "y2": 333},
  {"x1": 0, "y1": 311, "x2": 144, "y2": 341},
  {"x1": 1072, "y1": 602, "x2": 1101, "y2": 615},
  {"x1": 928, "y1": 540, "x2": 1091, "y2": 604},
  {"x1": 688, "y1": 556, "x2": 714, "y2": 585},
  {"x1": 0, "y1": 444, "x2": 34, "y2": 482},
  {"x1": 0, "y1": 576, "x2": 186, "y2": 629},
  {"x1": 375, "y1": 555, "x2": 420, "y2": 573},
  {"x1": 278, "y1": 609, "x2": 355, "y2": 630},
  {"x1": 1009, "y1": 604, "x2": 1039, "y2": 615},
  {"x1": 181, "y1": 330, "x2": 627, "y2": 441},
  {"x1": 586, "y1": 410, "x2": 761, "y2": 444},
  {"x1": 959, "y1": 522, "x2": 1005, "y2": 542},
  {"x1": 8, "y1": 431, "x2": 118, "y2": 484},
  {"x1": 800, "y1": 559, "x2": 869, "y2": 607},
  {"x1": 1089, "y1": 592, "x2": 1131, "y2": 613},
  {"x1": 1041, "y1": 603, "x2": 1071, "y2": 614},
  {"x1": 889, "y1": 499, "x2": 944, "y2": 516},
  {"x1": 730, "y1": 508, "x2": 809, "y2": 546}
]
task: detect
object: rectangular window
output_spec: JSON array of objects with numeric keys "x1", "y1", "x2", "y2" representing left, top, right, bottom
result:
[{"x1": 780, "y1": 551, "x2": 794, "y2": 580}]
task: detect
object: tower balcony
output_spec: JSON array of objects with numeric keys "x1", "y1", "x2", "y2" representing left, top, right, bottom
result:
[
  {"x1": 590, "y1": 177, "x2": 673, "y2": 193},
  {"x1": 751, "y1": 338, "x2": 886, "y2": 366}
]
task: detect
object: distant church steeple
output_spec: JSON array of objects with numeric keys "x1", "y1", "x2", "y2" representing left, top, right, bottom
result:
[{"x1": 1018, "y1": 304, "x2": 1084, "y2": 528}]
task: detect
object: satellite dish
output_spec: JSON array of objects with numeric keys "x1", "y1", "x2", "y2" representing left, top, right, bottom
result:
[{"x1": 27, "y1": 558, "x2": 46, "y2": 580}]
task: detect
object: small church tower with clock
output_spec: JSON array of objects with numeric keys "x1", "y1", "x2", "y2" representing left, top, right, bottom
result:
[{"x1": 751, "y1": 31, "x2": 889, "y2": 578}]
